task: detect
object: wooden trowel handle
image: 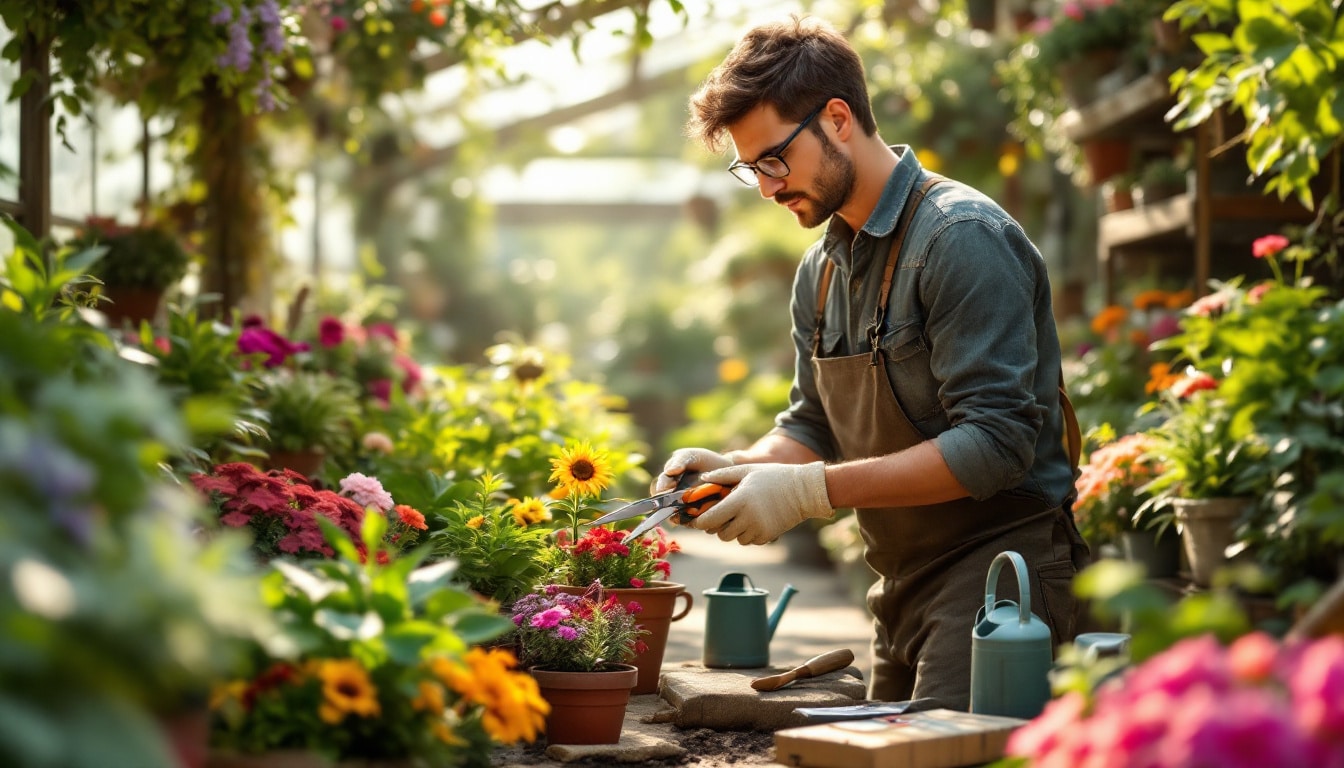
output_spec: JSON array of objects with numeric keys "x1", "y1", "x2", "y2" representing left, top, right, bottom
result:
[{"x1": 750, "y1": 648, "x2": 855, "y2": 692}]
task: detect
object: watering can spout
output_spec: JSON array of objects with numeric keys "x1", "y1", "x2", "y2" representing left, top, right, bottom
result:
[{"x1": 767, "y1": 583, "x2": 798, "y2": 640}]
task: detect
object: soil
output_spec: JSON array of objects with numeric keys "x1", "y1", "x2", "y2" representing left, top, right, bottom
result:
[{"x1": 493, "y1": 727, "x2": 778, "y2": 767}]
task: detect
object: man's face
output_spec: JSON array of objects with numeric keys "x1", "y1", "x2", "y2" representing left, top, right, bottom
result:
[{"x1": 727, "y1": 103, "x2": 855, "y2": 229}]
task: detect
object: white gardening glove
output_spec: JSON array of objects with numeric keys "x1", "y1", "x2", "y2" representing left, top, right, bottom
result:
[
  {"x1": 652, "y1": 447, "x2": 736, "y2": 493},
  {"x1": 690, "y1": 462, "x2": 833, "y2": 546}
]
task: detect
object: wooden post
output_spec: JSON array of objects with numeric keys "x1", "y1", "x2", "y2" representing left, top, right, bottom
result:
[{"x1": 18, "y1": 33, "x2": 52, "y2": 239}]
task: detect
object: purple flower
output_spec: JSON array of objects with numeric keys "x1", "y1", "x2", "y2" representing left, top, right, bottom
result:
[
  {"x1": 257, "y1": 0, "x2": 285, "y2": 54},
  {"x1": 554, "y1": 626, "x2": 580, "y2": 641},
  {"x1": 217, "y1": 7, "x2": 254, "y2": 71}
]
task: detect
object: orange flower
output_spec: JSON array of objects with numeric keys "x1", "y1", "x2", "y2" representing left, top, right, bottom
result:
[
  {"x1": 509, "y1": 497, "x2": 549, "y2": 527},
  {"x1": 395, "y1": 504, "x2": 427, "y2": 530},
  {"x1": 466, "y1": 515, "x2": 485, "y2": 529},
  {"x1": 1165, "y1": 289, "x2": 1195, "y2": 309},
  {"x1": 439, "y1": 648, "x2": 549, "y2": 744},
  {"x1": 1089, "y1": 305, "x2": 1127, "y2": 336},
  {"x1": 1132, "y1": 290, "x2": 1169, "y2": 311},
  {"x1": 411, "y1": 680, "x2": 446, "y2": 713},
  {"x1": 1146, "y1": 362, "x2": 1179, "y2": 394}
]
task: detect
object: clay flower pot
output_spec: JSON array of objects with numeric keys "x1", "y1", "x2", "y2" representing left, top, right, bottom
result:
[
  {"x1": 530, "y1": 663, "x2": 638, "y2": 745},
  {"x1": 552, "y1": 581, "x2": 691, "y2": 695}
]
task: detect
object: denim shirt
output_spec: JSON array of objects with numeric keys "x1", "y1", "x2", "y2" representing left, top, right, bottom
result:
[{"x1": 770, "y1": 146, "x2": 1075, "y2": 506}]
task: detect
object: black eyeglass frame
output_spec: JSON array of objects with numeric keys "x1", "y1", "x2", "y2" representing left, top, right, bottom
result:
[{"x1": 726, "y1": 102, "x2": 829, "y2": 187}]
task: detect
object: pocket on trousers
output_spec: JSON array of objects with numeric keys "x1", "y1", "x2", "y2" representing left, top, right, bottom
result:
[{"x1": 1035, "y1": 559, "x2": 1078, "y2": 645}]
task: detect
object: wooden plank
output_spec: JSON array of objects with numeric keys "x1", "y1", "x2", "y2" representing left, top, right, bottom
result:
[{"x1": 1060, "y1": 74, "x2": 1176, "y2": 144}]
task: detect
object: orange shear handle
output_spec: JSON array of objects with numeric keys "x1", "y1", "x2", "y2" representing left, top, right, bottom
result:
[{"x1": 675, "y1": 482, "x2": 728, "y2": 523}]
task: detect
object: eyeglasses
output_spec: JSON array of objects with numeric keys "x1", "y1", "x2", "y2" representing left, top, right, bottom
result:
[{"x1": 727, "y1": 102, "x2": 828, "y2": 187}]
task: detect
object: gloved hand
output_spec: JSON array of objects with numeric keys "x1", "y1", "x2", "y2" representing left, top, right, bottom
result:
[
  {"x1": 652, "y1": 447, "x2": 736, "y2": 493},
  {"x1": 690, "y1": 462, "x2": 833, "y2": 545}
]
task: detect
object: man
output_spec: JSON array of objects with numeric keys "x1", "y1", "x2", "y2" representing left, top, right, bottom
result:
[{"x1": 659, "y1": 15, "x2": 1090, "y2": 710}]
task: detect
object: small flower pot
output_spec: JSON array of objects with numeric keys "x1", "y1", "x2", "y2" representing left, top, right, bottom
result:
[
  {"x1": 551, "y1": 582, "x2": 691, "y2": 695},
  {"x1": 530, "y1": 663, "x2": 638, "y2": 745},
  {"x1": 1172, "y1": 497, "x2": 1252, "y2": 587},
  {"x1": 1119, "y1": 529, "x2": 1181, "y2": 579}
]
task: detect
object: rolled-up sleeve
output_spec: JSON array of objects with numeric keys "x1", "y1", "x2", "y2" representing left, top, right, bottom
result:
[
  {"x1": 769, "y1": 247, "x2": 841, "y2": 462},
  {"x1": 921, "y1": 219, "x2": 1046, "y2": 499}
]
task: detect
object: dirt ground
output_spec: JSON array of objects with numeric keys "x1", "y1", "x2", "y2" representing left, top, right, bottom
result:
[{"x1": 493, "y1": 727, "x2": 778, "y2": 766}]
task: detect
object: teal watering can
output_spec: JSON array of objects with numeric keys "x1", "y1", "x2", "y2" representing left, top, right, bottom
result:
[
  {"x1": 702, "y1": 572, "x2": 797, "y2": 668},
  {"x1": 969, "y1": 551, "x2": 1053, "y2": 719}
]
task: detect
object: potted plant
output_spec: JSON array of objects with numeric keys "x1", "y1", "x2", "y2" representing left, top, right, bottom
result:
[
  {"x1": 1133, "y1": 155, "x2": 1190, "y2": 206},
  {"x1": 544, "y1": 441, "x2": 690, "y2": 696},
  {"x1": 1074, "y1": 428, "x2": 1177, "y2": 575},
  {"x1": 426, "y1": 472, "x2": 557, "y2": 606},
  {"x1": 254, "y1": 370, "x2": 361, "y2": 477},
  {"x1": 69, "y1": 216, "x2": 193, "y2": 327},
  {"x1": 209, "y1": 510, "x2": 549, "y2": 767},
  {"x1": 1138, "y1": 373, "x2": 1269, "y2": 586},
  {"x1": 509, "y1": 584, "x2": 647, "y2": 745}
]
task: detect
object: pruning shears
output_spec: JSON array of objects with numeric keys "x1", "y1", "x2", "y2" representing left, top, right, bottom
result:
[{"x1": 586, "y1": 471, "x2": 730, "y2": 543}]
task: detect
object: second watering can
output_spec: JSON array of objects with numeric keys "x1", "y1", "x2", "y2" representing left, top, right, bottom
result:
[
  {"x1": 702, "y1": 572, "x2": 797, "y2": 668},
  {"x1": 969, "y1": 550, "x2": 1053, "y2": 719}
]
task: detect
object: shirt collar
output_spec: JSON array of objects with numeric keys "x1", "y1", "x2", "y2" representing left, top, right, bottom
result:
[{"x1": 820, "y1": 145, "x2": 924, "y2": 260}]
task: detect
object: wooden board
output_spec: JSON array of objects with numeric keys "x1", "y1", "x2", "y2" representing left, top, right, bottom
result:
[{"x1": 773, "y1": 708, "x2": 1027, "y2": 768}]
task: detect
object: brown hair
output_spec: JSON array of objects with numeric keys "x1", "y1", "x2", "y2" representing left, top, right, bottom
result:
[{"x1": 686, "y1": 15, "x2": 877, "y2": 153}]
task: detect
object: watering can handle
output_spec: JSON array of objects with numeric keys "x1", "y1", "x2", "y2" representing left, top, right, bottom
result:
[{"x1": 983, "y1": 551, "x2": 1031, "y2": 625}]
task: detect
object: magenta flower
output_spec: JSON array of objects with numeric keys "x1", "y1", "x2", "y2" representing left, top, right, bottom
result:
[
  {"x1": 554, "y1": 626, "x2": 580, "y2": 641},
  {"x1": 238, "y1": 325, "x2": 309, "y2": 368},
  {"x1": 338, "y1": 472, "x2": 394, "y2": 512},
  {"x1": 318, "y1": 316, "x2": 345, "y2": 348},
  {"x1": 1288, "y1": 636, "x2": 1344, "y2": 740},
  {"x1": 531, "y1": 607, "x2": 570, "y2": 629}
]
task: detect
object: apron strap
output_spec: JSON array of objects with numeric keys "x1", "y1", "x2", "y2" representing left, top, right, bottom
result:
[
  {"x1": 1059, "y1": 373, "x2": 1082, "y2": 478},
  {"x1": 811, "y1": 174, "x2": 947, "y2": 355},
  {"x1": 868, "y1": 175, "x2": 947, "y2": 360}
]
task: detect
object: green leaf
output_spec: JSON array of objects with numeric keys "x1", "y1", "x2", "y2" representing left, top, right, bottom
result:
[
  {"x1": 450, "y1": 611, "x2": 515, "y2": 645},
  {"x1": 272, "y1": 559, "x2": 341, "y2": 604},
  {"x1": 314, "y1": 609, "x2": 384, "y2": 641}
]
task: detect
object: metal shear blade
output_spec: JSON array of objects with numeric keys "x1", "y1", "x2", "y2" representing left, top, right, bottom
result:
[{"x1": 585, "y1": 471, "x2": 726, "y2": 543}]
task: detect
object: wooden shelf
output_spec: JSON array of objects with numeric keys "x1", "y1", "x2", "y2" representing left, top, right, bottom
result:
[
  {"x1": 1098, "y1": 193, "x2": 1313, "y2": 256},
  {"x1": 1061, "y1": 74, "x2": 1178, "y2": 143}
]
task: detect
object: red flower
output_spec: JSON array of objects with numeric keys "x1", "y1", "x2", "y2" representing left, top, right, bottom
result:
[
  {"x1": 1252, "y1": 234, "x2": 1290, "y2": 259},
  {"x1": 395, "y1": 504, "x2": 427, "y2": 530}
]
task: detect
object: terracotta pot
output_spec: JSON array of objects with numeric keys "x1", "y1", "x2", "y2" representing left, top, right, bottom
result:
[
  {"x1": 266, "y1": 449, "x2": 326, "y2": 478},
  {"x1": 100, "y1": 285, "x2": 165, "y2": 328},
  {"x1": 552, "y1": 581, "x2": 691, "y2": 695},
  {"x1": 530, "y1": 663, "x2": 638, "y2": 745},
  {"x1": 1081, "y1": 138, "x2": 1133, "y2": 186},
  {"x1": 1172, "y1": 497, "x2": 1253, "y2": 587}
]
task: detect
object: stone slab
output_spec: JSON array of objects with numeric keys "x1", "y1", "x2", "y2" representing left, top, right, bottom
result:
[
  {"x1": 657, "y1": 662, "x2": 868, "y2": 732},
  {"x1": 539, "y1": 694, "x2": 687, "y2": 764}
]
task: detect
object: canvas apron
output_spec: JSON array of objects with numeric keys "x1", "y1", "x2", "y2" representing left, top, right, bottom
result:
[{"x1": 810, "y1": 177, "x2": 1089, "y2": 710}]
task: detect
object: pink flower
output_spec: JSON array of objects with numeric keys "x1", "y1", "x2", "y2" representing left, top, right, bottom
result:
[
  {"x1": 1229, "y1": 631, "x2": 1279, "y2": 683},
  {"x1": 1148, "y1": 313, "x2": 1181, "y2": 342},
  {"x1": 1007, "y1": 691, "x2": 1088, "y2": 758},
  {"x1": 531, "y1": 607, "x2": 570, "y2": 629},
  {"x1": 1187, "y1": 290, "x2": 1231, "y2": 317},
  {"x1": 318, "y1": 316, "x2": 345, "y2": 348},
  {"x1": 360, "y1": 432, "x2": 394, "y2": 454},
  {"x1": 1252, "y1": 234, "x2": 1290, "y2": 259},
  {"x1": 338, "y1": 472, "x2": 394, "y2": 512},
  {"x1": 554, "y1": 625, "x2": 580, "y2": 641},
  {"x1": 1247, "y1": 281, "x2": 1274, "y2": 304},
  {"x1": 1062, "y1": 1, "x2": 1084, "y2": 20},
  {"x1": 1288, "y1": 636, "x2": 1344, "y2": 741},
  {"x1": 330, "y1": 16, "x2": 347, "y2": 32},
  {"x1": 629, "y1": 578, "x2": 645, "y2": 588}
]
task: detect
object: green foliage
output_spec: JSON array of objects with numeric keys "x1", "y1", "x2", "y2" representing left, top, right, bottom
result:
[
  {"x1": 356, "y1": 347, "x2": 649, "y2": 502},
  {"x1": 1165, "y1": 0, "x2": 1344, "y2": 208},
  {"x1": 67, "y1": 218, "x2": 193, "y2": 291},
  {"x1": 0, "y1": 224, "x2": 265, "y2": 768},
  {"x1": 427, "y1": 474, "x2": 555, "y2": 606},
  {"x1": 212, "y1": 511, "x2": 527, "y2": 764},
  {"x1": 665, "y1": 373, "x2": 792, "y2": 454},
  {"x1": 257, "y1": 370, "x2": 361, "y2": 454}
]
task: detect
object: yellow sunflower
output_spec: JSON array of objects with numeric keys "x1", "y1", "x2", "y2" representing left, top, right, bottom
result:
[
  {"x1": 548, "y1": 441, "x2": 614, "y2": 498},
  {"x1": 510, "y1": 497, "x2": 550, "y2": 527},
  {"x1": 317, "y1": 658, "x2": 381, "y2": 724}
]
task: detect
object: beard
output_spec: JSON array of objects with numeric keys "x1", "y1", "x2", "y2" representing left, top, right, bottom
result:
[{"x1": 776, "y1": 131, "x2": 855, "y2": 229}]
